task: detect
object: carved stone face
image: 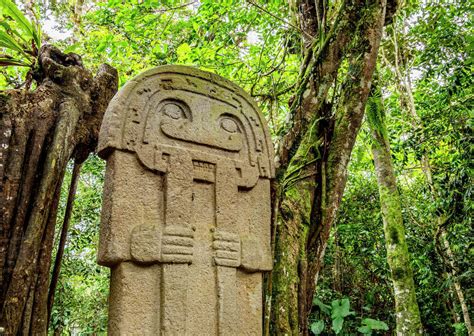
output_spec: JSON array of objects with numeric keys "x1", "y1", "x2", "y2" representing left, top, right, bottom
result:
[
  {"x1": 145, "y1": 98, "x2": 246, "y2": 154},
  {"x1": 157, "y1": 99, "x2": 245, "y2": 152},
  {"x1": 98, "y1": 65, "x2": 275, "y2": 186}
]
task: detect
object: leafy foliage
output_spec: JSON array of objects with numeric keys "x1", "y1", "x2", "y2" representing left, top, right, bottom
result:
[
  {"x1": 0, "y1": 0, "x2": 41, "y2": 66},
  {"x1": 331, "y1": 298, "x2": 355, "y2": 334},
  {"x1": 50, "y1": 157, "x2": 109, "y2": 334},
  {"x1": 357, "y1": 318, "x2": 389, "y2": 335},
  {"x1": 310, "y1": 320, "x2": 325, "y2": 335},
  {"x1": 310, "y1": 296, "x2": 388, "y2": 335}
]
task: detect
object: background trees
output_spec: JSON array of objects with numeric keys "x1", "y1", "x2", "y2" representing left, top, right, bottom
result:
[
  {"x1": 0, "y1": 0, "x2": 471, "y2": 335},
  {"x1": 0, "y1": 1, "x2": 118, "y2": 333},
  {"x1": 312, "y1": 1, "x2": 472, "y2": 334}
]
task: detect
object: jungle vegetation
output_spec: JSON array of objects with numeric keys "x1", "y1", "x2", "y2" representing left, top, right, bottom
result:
[{"x1": 0, "y1": 0, "x2": 472, "y2": 335}]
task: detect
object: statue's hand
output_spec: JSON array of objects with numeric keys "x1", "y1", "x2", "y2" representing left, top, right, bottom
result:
[
  {"x1": 240, "y1": 236, "x2": 273, "y2": 272},
  {"x1": 130, "y1": 225, "x2": 161, "y2": 264},
  {"x1": 212, "y1": 230, "x2": 241, "y2": 268},
  {"x1": 161, "y1": 226, "x2": 194, "y2": 264}
]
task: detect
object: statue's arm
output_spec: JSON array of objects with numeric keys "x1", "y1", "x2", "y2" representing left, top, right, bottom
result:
[
  {"x1": 240, "y1": 236, "x2": 272, "y2": 272},
  {"x1": 239, "y1": 179, "x2": 273, "y2": 272},
  {"x1": 131, "y1": 225, "x2": 194, "y2": 264}
]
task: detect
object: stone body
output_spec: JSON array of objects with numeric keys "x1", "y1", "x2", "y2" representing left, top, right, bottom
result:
[{"x1": 97, "y1": 65, "x2": 275, "y2": 335}]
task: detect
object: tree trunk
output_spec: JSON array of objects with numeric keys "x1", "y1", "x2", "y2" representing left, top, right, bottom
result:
[
  {"x1": 367, "y1": 88, "x2": 423, "y2": 335},
  {"x1": 268, "y1": 0, "x2": 394, "y2": 334},
  {"x1": 332, "y1": 227, "x2": 342, "y2": 293},
  {"x1": 441, "y1": 230, "x2": 474, "y2": 336},
  {"x1": 386, "y1": 23, "x2": 473, "y2": 335},
  {"x1": 0, "y1": 45, "x2": 117, "y2": 335}
]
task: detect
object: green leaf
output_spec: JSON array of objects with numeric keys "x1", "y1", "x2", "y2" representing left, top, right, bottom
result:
[
  {"x1": 329, "y1": 299, "x2": 355, "y2": 334},
  {"x1": 0, "y1": 30, "x2": 27, "y2": 55},
  {"x1": 176, "y1": 42, "x2": 191, "y2": 62},
  {"x1": 312, "y1": 297, "x2": 331, "y2": 315},
  {"x1": 331, "y1": 298, "x2": 355, "y2": 319},
  {"x1": 310, "y1": 320, "x2": 325, "y2": 335},
  {"x1": 0, "y1": 20, "x2": 24, "y2": 42},
  {"x1": 357, "y1": 325, "x2": 372, "y2": 335},
  {"x1": 360, "y1": 318, "x2": 389, "y2": 331},
  {"x1": 64, "y1": 43, "x2": 80, "y2": 54},
  {"x1": 332, "y1": 316, "x2": 344, "y2": 334},
  {"x1": 0, "y1": 0, "x2": 40, "y2": 47},
  {"x1": 0, "y1": 56, "x2": 28, "y2": 66}
]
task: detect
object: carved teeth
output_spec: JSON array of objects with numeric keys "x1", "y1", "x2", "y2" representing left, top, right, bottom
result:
[{"x1": 192, "y1": 160, "x2": 215, "y2": 172}]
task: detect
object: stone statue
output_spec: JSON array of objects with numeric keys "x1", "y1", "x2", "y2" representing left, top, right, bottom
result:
[{"x1": 97, "y1": 65, "x2": 275, "y2": 335}]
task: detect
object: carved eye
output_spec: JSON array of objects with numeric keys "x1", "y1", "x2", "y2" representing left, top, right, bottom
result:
[
  {"x1": 220, "y1": 117, "x2": 239, "y2": 133},
  {"x1": 162, "y1": 103, "x2": 185, "y2": 119}
]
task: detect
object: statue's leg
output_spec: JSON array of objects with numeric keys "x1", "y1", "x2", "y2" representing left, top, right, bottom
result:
[
  {"x1": 186, "y1": 180, "x2": 218, "y2": 335},
  {"x1": 160, "y1": 155, "x2": 194, "y2": 335},
  {"x1": 108, "y1": 263, "x2": 161, "y2": 335},
  {"x1": 236, "y1": 272, "x2": 263, "y2": 335},
  {"x1": 216, "y1": 266, "x2": 239, "y2": 334},
  {"x1": 213, "y1": 161, "x2": 241, "y2": 335},
  {"x1": 160, "y1": 263, "x2": 189, "y2": 335}
]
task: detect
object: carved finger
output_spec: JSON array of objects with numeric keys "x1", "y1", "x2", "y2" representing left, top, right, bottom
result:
[
  {"x1": 162, "y1": 235, "x2": 193, "y2": 247},
  {"x1": 214, "y1": 257, "x2": 240, "y2": 268},
  {"x1": 212, "y1": 240, "x2": 240, "y2": 252},
  {"x1": 164, "y1": 225, "x2": 194, "y2": 238},
  {"x1": 213, "y1": 230, "x2": 239, "y2": 243}
]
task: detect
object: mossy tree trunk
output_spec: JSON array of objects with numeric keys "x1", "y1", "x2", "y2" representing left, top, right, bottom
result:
[
  {"x1": 0, "y1": 45, "x2": 118, "y2": 335},
  {"x1": 267, "y1": 0, "x2": 396, "y2": 334},
  {"x1": 367, "y1": 88, "x2": 423, "y2": 335},
  {"x1": 386, "y1": 24, "x2": 473, "y2": 335}
]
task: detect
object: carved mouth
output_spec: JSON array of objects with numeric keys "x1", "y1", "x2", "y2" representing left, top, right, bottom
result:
[{"x1": 192, "y1": 160, "x2": 215, "y2": 172}]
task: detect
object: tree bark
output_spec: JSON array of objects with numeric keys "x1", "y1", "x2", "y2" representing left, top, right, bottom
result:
[
  {"x1": 268, "y1": 0, "x2": 394, "y2": 334},
  {"x1": 367, "y1": 88, "x2": 423, "y2": 335},
  {"x1": 0, "y1": 45, "x2": 117, "y2": 335}
]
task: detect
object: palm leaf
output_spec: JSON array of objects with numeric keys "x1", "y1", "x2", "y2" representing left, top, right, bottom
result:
[
  {"x1": 29, "y1": 3, "x2": 41, "y2": 47},
  {"x1": 0, "y1": 19, "x2": 25, "y2": 43},
  {"x1": 0, "y1": 30, "x2": 27, "y2": 55},
  {"x1": 0, "y1": 56, "x2": 29, "y2": 66},
  {"x1": 0, "y1": 0, "x2": 40, "y2": 47}
]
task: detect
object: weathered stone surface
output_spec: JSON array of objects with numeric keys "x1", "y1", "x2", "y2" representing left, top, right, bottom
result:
[{"x1": 97, "y1": 65, "x2": 274, "y2": 335}]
